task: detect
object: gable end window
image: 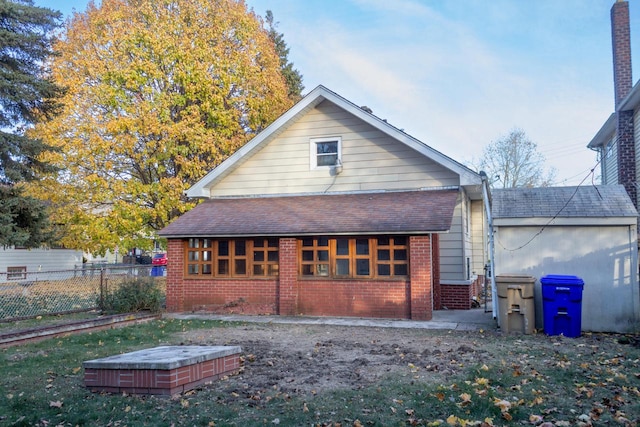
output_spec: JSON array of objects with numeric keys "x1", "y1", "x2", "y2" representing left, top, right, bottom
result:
[{"x1": 310, "y1": 137, "x2": 341, "y2": 169}]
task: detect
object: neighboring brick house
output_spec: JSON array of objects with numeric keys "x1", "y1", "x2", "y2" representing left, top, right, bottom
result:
[
  {"x1": 588, "y1": 0, "x2": 639, "y2": 210},
  {"x1": 159, "y1": 85, "x2": 486, "y2": 320}
]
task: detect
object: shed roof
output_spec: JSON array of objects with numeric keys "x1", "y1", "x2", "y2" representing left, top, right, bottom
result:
[
  {"x1": 159, "y1": 189, "x2": 459, "y2": 238},
  {"x1": 492, "y1": 185, "x2": 637, "y2": 219}
]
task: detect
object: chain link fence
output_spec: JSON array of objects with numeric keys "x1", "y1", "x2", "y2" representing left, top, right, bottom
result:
[{"x1": 0, "y1": 265, "x2": 167, "y2": 321}]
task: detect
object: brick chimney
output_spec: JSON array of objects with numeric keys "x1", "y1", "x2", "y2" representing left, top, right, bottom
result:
[{"x1": 612, "y1": 0, "x2": 637, "y2": 208}]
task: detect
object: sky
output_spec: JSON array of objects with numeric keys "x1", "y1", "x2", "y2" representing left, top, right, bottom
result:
[{"x1": 36, "y1": 0, "x2": 640, "y2": 186}]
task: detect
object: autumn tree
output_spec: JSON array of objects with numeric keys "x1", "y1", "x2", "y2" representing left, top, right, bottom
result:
[
  {"x1": 265, "y1": 10, "x2": 304, "y2": 100},
  {"x1": 27, "y1": 0, "x2": 293, "y2": 254},
  {"x1": 0, "y1": 0, "x2": 63, "y2": 248},
  {"x1": 478, "y1": 128, "x2": 556, "y2": 189}
]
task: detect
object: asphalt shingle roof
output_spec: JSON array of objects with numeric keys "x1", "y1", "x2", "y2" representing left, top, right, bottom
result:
[
  {"x1": 492, "y1": 185, "x2": 637, "y2": 218},
  {"x1": 159, "y1": 189, "x2": 459, "y2": 237}
]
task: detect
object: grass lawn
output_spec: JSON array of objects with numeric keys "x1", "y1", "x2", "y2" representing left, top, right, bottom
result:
[{"x1": 1, "y1": 318, "x2": 639, "y2": 426}]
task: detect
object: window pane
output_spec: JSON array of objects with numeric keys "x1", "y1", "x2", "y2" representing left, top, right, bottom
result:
[
  {"x1": 253, "y1": 239, "x2": 265, "y2": 248},
  {"x1": 318, "y1": 250, "x2": 329, "y2": 261},
  {"x1": 235, "y1": 240, "x2": 246, "y2": 256},
  {"x1": 336, "y1": 238, "x2": 349, "y2": 255},
  {"x1": 202, "y1": 264, "x2": 212, "y2": 274},
  {"x1": 253, "y1": 265, "x2": 264, "y2": 275},
  {"x1": 356, "y1": 239, "x2": 369, "y2": 255},
  {"x1": 203, "y1": 251, "x2": 211, "y2": 261},
  {"x1": 268, "y1": 251, "x2": 279, "y2": 262},
  {"x1": 218, "y1": 241, "x2": 229, "y2": 256},
  {"x1": 378, "y1": 264, "x2": 391, "y2": 276},
  {"x1": 316, "y1": 141, "x2": 337, "y2": 154},
  {"x1": 394, "y1": 249, "x2": 407, "y2": 260},
  {"x1": 317, "y1": 154, "x2": 337, "y2": 166},
  {"x1": 318, "y1": 236, "x2": 329, "y2": 246},
  {"x1": 254, "y1": 251, "x2": 265, "y2": 262},
  {"x1": 356, "y1": 259, "x2": 370, "y2": 276},
  {"x1": 302, "y1": 238, "x2": 314, "y2": 247},
  {"x1": 188, "y1": 251, "x2": 199, "y2": 261},
  {"x1": 188, "y1": 265, "x2": 199, "y2": 274},
  {"x1": 336, "y1": 259, "x2": 350, "y2": 275},
  {"x1": 302, "y1": 265, "x2": 314, "y2": 276},
  {"x1": 189, "y1": 238, "x2": 199, "y2": 248},
  {"x1": 202, "y1": 239, "x2": 211, "y2": 248},
  {"x1": 378, "y1": 249, "x2": 390, "y2": 261},
  {"x1": 316, "y1": 264, "x2": 329, "y2": 276},
  {"x1": 302, "y1": 250, "x2": 314, "y2": 261},
  {"x1": 218, "y1": 259, "x2": 229, "y2": 275},
  {"x1": 394, "y1": 237, "x2": 407, "y2": 245},
  {"x1": 268, "y1": 265, "x2": 279, "y2": 275},
  {"x1": 235, "y1": 259, "x2": 246, "y2": 275},
  {"x1": 394, "y1": 264, "x2": 408, "y2": 276},
  {"x1": 378, "y1": 237, "x2": 390, "y2": 246},
  {"x1": 267, "y1": 238, "x2": 278, "y2": 247}
]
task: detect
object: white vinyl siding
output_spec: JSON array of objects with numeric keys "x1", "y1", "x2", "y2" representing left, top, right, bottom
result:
[
  {"x1": 470, "y1": 200, "x2": 486, "y2": 278},
  {"x1": 599, "y1": 132, "x2": 618, "y2": 186},
  {"x1": 210, "y1": 101, "x2": 459, "y2": 196},
  {"x1": 0, "y1": 247, "x2": 84, "y2": 273},
  {"x1": 439, "y1": 194, "x2": 465, "y2": 281}
]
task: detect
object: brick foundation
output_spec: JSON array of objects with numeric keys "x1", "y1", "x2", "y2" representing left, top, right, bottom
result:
[
  {"x1": 439, "y1": 275, "x2": 484, "y2": 310},
  {"x1": 83, "y1": 346, "x2": 241, "y2": 396}
]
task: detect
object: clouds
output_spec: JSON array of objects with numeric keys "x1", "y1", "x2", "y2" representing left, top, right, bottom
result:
[{"x1": 44, "y1": 0, "x2": 634, "y2": 184}]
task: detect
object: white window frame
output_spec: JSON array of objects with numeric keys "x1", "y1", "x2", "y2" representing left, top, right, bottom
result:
[{"x1": 310, "y1": 137, "x2": 342, "y2": 170}]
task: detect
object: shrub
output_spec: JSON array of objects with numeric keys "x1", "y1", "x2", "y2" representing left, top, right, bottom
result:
[{"x1": 100, "y1": 277, "x2": 163, "y2": 314}]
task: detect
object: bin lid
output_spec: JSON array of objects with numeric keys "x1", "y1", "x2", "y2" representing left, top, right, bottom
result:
[
  {"x1": 540, "y1": 274, "x2": 584, "y2": 286},
  {"x1": 495, "y1": 274, "x2": 536, "y2": 284}
]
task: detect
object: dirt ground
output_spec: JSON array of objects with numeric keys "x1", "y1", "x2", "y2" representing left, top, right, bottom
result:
[{"x1": 178, "y1": 323, "x2": 519, "y2": 396}]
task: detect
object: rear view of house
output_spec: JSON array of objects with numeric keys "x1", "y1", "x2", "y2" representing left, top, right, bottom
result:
[{"x1": 159, "y1": 86, "x2": 487, "y2": 320}]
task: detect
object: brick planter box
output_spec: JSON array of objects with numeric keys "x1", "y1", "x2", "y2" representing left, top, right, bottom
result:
[{"x1": 83, "y1": 345, "x2": 242, "y2": 396}]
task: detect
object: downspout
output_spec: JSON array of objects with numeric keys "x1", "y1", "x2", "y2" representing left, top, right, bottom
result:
[{"x1": 479, "y1": 171, "x2": 497, "y2": 320}]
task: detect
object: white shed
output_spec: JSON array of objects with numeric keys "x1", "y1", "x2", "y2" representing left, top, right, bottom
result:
[{"x1": 492, "y1": 185, "x2": 639, "y2": 333}]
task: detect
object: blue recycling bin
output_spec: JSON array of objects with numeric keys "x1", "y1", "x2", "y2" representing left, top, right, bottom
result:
[
  {"x1": 540, "y1": 275, "x2": 584, "y2": 337},
  {"x1": 150, "y1": 266, "x2": 165, "y2": 277}
]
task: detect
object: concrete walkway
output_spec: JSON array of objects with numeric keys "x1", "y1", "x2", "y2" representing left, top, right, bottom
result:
[{"x1": 165, "y1": 305, "x2": 497, "y2": 331}]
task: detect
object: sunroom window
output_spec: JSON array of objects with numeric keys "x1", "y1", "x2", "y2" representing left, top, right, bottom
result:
[
  {"x1": 185, "y1": 238, "x2": 278, "y2": 278},
  {"x1": 299, "y1": 236, "x2": 408, "y2": 279}
]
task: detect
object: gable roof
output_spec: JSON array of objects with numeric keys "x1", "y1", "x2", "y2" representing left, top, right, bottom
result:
[
  {"x1": 159, "y1": 189, "x2": 459, "y2": 238},
  {"x1": 588, "y1": 77, "x2": 640, "y2": 150},
  {"x1": 587, "y1": 113, "x2": 615, "y2": 149},
  {"x1": 187, "y1": 85, "x2": 481, "y2": 198},
  {"x1": 492, "y1": 185, "x2": 637, "y2": 225}
]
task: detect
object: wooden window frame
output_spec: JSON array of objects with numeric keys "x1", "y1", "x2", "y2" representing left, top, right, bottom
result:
[
  {"x1": 298, "y1": 236, "x2": 409, "y2": 279},
  {"x1": 184, "y1": 238, "x2": 279, "y2": 278}
]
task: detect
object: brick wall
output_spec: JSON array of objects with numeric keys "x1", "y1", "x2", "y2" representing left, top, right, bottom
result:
[
  {"x1": 166, "y1": 236, "x2": 435, "y2": 320},
  {"x1": 409, "y1": 235, "x2": 432, "y2": 320},
  {"x1": 439, "y1": 275, "x2": 484, "y2": 310},
  {"x1": 166, "y1": 239, "x2": 184, "y2": 312},
  {"x1": 612, "y1": 0, "x2": 632, "y2": 108},
  {"x1": 297, "y1": 278, "x2": 410, "y2": 318},
  {"x1": 617, "y1": 109, "x2": 637, "y2": 208}
]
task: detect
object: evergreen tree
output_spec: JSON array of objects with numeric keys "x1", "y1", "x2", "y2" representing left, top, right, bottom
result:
[
  {"x1": 265, "y1": 10, "x2": 304, "y2": 100},
  {"x1": 0, "y1": 0, "x2": 62, "y2": 248}
]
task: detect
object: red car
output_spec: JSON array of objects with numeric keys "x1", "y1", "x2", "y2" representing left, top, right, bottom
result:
[{"x1": 152, "y1": 253, "x2": 167, "y2": 266}]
